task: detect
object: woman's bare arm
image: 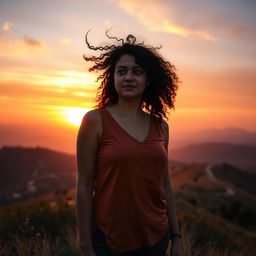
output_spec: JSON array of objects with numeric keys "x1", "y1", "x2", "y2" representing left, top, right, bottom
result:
[
  {"x1": 161, "y1": 120, "x2": 180, "y2": 235},
  {"x1": 76, "y1": 110, "x2": 100, "y2": 255}
]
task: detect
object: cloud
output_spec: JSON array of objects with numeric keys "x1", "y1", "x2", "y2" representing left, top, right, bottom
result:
[
  {"x1": 0, "y1": 69, "x2": 98, "y2": 90},
  {"x1": 149, "y1": 20, "x2": 218, "y2": 41},
  {"x1": 106, "y1": 0, "x2": 256, "y2": 41},
  {"x1": 188, "y1": 9, "x2": 256, "y2": 40},
  {"x1": 23, "y1": 36, "x2": 44, "y2": 48},
  {"x1": 0, "y1": 34, "x2": 47, "y2": 57},
  {"x1": 162, "y1": 0, "x2": 256, "y2": 41},
  {"x1": 106, "y1": 0, "x2": 218, "y2": 41},
  {"x1": 0, "y1": 79, "x2": 96, "y2": 110},
  {"x1": 1, "y1": 22, "x2": 13, "y2": 31}
]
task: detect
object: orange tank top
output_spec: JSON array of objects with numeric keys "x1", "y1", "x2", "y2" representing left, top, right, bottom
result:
[{"x1": 92, "y1": 108, "x2": 169, "y2": 254}]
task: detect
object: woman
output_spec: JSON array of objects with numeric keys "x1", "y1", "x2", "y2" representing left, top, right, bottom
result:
[{"x1": 76, "y1": 31, "x2": 182, "y2": 256}]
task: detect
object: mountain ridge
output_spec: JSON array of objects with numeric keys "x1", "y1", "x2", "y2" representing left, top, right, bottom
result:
[{"x1": 170, "y1": 141, "x2": 256, "y2": 173}]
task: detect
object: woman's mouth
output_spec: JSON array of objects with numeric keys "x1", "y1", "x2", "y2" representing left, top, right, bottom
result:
[{"x1": 122, "y1": 85, "x2": 136, "y2": 88}]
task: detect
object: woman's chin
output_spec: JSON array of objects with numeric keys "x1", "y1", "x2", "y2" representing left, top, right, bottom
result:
[{"x1": 119, "y1": 93, "x2": 142, "y2": 100}]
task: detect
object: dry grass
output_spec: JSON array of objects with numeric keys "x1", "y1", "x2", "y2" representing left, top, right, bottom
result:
[
  {"x1": 168, "y1": 220, "x2": 253, "y2": 256},
  {"x1": 64, "y1": 225, "x2": 80, "y2": 255},
  {"x1": 1, "y1": 223, "x2": 253, "y2": 256},
  {"x1": 1, "y1": 235, "x2": 62, "y2": 256}
]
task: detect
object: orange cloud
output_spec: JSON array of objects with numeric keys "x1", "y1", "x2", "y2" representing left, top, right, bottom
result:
[
  {"x1": 23, "y1": 36, "x2": 43, "y2": 48},
  {"x1": 1, "y1": 22, "x2": 13, "y2": 31},
  {"x1": 106, "y1": 0, "x2": 218, "y2": 41},
  {"x1": 149, "y1": 21, "x2": 218, "y2": 41},
  {"x1": 190, "y1": 10, "x2": 255, "y2": 41},
  {"x1": 0, "y1": 69, "x2": 98, "y2": 89},
  {"x1": 0, "y1": 34, "x2": 48, "y2": 57}
]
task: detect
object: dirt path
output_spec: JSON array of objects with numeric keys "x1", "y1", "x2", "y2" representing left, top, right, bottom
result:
[{"x1": 205, "y1": 163, "x2": 236, "y2": 196}]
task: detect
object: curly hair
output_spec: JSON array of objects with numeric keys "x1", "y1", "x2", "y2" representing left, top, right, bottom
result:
[{"x1": 83, "y1": 30, "x2": 180, "y2": 121}]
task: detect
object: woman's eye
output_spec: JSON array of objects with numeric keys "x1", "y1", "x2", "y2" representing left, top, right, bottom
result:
[
  {"x1": 117, "y1": 69, "x2": 126, "y2": 75},
  {"x1": 134, "y1": 69, "x2": 143, "y2": 75},
  {"x1": 116, "y1": 69, "x2": 143, "y2": 76},
  {"x1": 133, "y1": 69, "x2": 143, "y2": 76}
]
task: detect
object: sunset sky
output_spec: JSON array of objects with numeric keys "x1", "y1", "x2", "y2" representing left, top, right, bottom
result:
[{"x1": 0, "y1": 0, "x2": 255, "y2": 154}]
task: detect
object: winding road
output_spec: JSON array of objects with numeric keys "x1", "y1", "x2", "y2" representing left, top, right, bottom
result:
[{"x1": 205, "y1": 163, "x2": 236, "y2": 196}]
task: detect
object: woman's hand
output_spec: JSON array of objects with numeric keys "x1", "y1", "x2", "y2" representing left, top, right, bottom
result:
[
  {"x1": 170, "y1": 238, "x2": 182, "y2": 256},
  {"x1": 165, "y1": 238, "x2": 182, "y2": 256}
]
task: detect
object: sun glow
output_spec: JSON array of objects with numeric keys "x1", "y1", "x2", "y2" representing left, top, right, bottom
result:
[{"x1": 63, "y1": 107, "x2": 91, "y2": 127}]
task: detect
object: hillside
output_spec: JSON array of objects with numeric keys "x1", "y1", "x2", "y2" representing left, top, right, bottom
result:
[
  {"x1": 211, "y1": 163, "x2": 256, "y2": 196},
  {"x1": 1, "y1": 145, "x2": 256, "y2": 254},
  {"x1": 170, "y1": 162, "x2": 256, "y2": 233},
  {"x1": 0, "y1": 146, "x2": 76, "y2": 205}
]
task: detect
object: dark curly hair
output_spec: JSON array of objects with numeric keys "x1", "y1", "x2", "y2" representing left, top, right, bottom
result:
[{"x1": 83, "y1": 30, "x2": 180, "y2": 121}]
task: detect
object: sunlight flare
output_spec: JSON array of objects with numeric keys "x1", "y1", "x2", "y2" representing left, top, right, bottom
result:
[{"x1": 63, "y1": 107, "x2": 91, "y2": 127}]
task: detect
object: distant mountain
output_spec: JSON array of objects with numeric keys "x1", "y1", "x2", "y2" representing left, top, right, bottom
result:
[
  {"x1": 0, "y1": 123, "x2": 76, "y2": 155},
  {"x1": 171, "y1": 127, "x2": 256, "y2": 149},
  {"x1": 1, "y1": 124, "x2": 256, "y2": 154},
  {"x1": 170, "y1": 142, "x2": 256, "y2": 173},
  {"x1": 0, "y1": 146, "x2": 76, "y2": 205}
]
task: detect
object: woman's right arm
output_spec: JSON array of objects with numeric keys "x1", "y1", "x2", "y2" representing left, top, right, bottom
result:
[{"x1": 76, "y1": 110, "x2": 100, "y2": 256}]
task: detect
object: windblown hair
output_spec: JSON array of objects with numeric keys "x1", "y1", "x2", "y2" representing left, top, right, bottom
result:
[{"x1": 83, "y1": 30, "x2": 180, "y2": 121}]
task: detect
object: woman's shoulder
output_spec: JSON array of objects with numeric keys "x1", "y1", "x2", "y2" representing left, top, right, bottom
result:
[
  {"x1": 79, "y1": 109, "x2": 103, "y2": 144},
  {"x1": 79, "y1": 108, "x2": 102, "y2": 132},
  {"x1": 82, "y1": 108, "x2": 102, "y2": 123}
]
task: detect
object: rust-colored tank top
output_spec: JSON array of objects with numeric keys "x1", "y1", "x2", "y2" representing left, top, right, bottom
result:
[{"x1": 92, "y1": 108, "x2": 168, "y2": 254}]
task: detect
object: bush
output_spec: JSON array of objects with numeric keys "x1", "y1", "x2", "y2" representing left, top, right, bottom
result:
[{"x1": 0, "y1": 198, "x2": 76, "y2": 240}]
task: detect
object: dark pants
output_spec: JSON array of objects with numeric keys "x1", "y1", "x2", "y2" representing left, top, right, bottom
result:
[{"x1": 92, "y1": 228, "x2": 170, "y2": 256}]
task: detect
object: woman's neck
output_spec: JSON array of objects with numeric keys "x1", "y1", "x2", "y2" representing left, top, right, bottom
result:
[{"x1": 109, "y1": 98, "x2": 144, "y2": 119}]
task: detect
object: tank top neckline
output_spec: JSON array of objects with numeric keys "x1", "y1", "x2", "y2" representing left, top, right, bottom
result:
[{"x1": 102, "y1": 108, "x2": 153, "y2": 144}]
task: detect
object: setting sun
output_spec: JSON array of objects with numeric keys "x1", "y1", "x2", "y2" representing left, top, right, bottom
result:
[{"x1": 63, "y1": 107, "x2": 91, "y2": 127}]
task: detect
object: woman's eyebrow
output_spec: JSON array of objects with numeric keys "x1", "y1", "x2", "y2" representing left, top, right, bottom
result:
[
  {"x1": 116, "y1": 65, "x2": 141, "y2": 69},
  {"x1": 116, "y1": 65, "x2": 127, "y2": 69}
]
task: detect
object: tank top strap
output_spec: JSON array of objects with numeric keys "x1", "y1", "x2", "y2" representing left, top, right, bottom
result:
[
  {"x1": 98, "y1": 107, "x2": 119, "y2": 129},
  {"x1": 97, "y1": 107, "x2": 118, "y2": 129},
  {"x1": 151, "y1": 115, "x2": 165, "y2": 141},
  {"x1": 97, "y1": 108, "x2": 123, "y2": 141}
]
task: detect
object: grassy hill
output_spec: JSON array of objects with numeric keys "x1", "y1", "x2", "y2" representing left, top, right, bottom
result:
[
  {"x1": 211, "y1": 163, "x2": 256, "y2": 196},
  {"x1": 0, "y1": 146, "x2": 76, "y2": 205},
  {"x1": 1, "y1": 146, "x2": 256, "y2": 255}
]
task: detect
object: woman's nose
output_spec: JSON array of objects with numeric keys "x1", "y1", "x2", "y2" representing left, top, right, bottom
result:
[{"x1": 124, "y1": 71, "x2": 133, "y2": 80}]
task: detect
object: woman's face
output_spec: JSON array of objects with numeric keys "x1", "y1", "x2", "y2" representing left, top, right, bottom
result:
[{"x1": 113, "y1": 54, "x2": 147, "y2": 100}]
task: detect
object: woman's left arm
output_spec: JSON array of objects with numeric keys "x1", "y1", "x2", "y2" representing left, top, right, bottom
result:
[{"x1": 161, "y1": 120, "x2": 182, "y2": 256}]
